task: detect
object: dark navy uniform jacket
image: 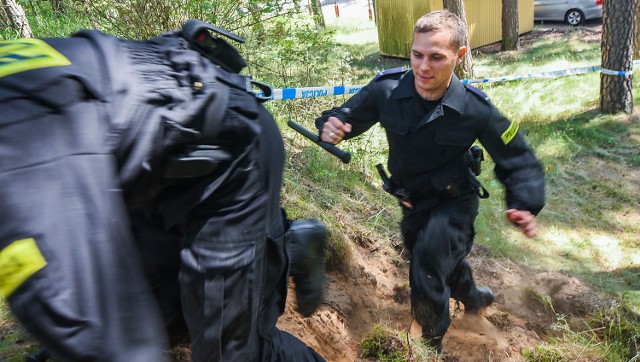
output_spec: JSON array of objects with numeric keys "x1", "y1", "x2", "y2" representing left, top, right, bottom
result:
[
  {"x1": 0, "y1": 28, "x2": 291, "y2": 361},
  {"x1": 317, "y1": 68, "x2": 545, "y2": 214}
]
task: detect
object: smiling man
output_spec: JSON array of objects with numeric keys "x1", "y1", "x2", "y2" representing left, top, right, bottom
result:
[{"x1": 315, "y1": 10, "x2": 545, "y2": 353}]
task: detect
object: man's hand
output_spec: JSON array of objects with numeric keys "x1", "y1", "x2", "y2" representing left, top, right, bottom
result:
[
  {"x1": 320, "y1": 116, "x2": 352, "y2": 144},
  {"x1": 506, "y1": 209, "x2": 537, "y2": 238}
]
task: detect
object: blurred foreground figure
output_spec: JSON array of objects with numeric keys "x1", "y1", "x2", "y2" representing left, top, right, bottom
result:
[{"x1": 0, "y1": 20, "x2": 326, "y2": 361}]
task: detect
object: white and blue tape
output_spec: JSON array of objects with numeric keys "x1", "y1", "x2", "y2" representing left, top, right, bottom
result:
[
  {"x1": 462, "y1": 65, "x2": 602, "y2": 84},
  {"x1": 268, "y1": 85, "x2": 363, "y2": 100},
  {"x1": 258, "y1": 60, "x2": 640, "y2": 100}
]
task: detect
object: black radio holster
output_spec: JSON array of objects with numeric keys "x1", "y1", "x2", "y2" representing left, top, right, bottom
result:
[{"x1": 466, "y1": 146, "x2": 489, "y2": 199}]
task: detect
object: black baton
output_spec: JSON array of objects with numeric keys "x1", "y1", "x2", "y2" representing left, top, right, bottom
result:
[{"x1": 287, "y1": 120, "x2": 351, "y2": 164}]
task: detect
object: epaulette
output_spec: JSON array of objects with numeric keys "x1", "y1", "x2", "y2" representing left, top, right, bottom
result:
[
  {"x1": 464, "y1": 84, "x2": 492, "y2": 104},
  {"x1": 374, "y1": 67, "x2": 407, "y2": 81}
]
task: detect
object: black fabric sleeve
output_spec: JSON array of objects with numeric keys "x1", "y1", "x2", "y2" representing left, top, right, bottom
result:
[
  {"x1": 478, "y1": 107, "x2": 545, "y2": 215},
  {"x1": 315, "y1": 79, "x2": 382, "y2": 140}
]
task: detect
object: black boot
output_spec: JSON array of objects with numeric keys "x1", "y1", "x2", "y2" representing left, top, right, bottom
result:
[
  {"x1": 463, "y1": 286, "x2": 495, "y2": 314},
  {"x1": 289, "y1": 218, "x2": 327, "y2": 317}
]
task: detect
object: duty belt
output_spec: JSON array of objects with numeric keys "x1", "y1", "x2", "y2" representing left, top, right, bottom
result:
[{"x1": 375, "y1": 164, "x2": 414, "y2": 209}]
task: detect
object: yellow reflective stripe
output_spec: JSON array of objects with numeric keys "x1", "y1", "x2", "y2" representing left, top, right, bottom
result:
[
  {"x1": 0, "y1": 38, "x2": 71, "y2": 78},
  {"x1": 0, "y1": 238, "x2": 47, "y2": 298},
  {"x1": 501, "y1": 121, "x2": 519, "y2": 145}
]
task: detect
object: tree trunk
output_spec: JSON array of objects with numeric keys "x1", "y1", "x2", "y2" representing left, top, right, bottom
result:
[
  {"x1": 50, "y1": 0, "x2": 65, "y2": 14},
  {"x1": 2, "y1": 0, "x2": 33, "y2": 38},
  {"x1": 309, "y1": 0, "x2": 325, "y2": 27},
  {"x1": 633, "y1": 0, "x2": 640, "y2": 60},
  {"x1": 600, "y1": 0, "x2": 634, "y2": 114},
  {"x1": 501, "y1": 0, "x2": 519, "y2": 51},
  {"x1": 292, "y1": 0, "x2": 302, "y2": 14},
  {"x1": 0, "y1": 6, "x2": 8, "y2": 27},
  {"x1": 443, "y1": 0, "x2": 474, "y2": 79},
  {"x1": 372, "y1": 0, "x2": 377, "y2": 24}
]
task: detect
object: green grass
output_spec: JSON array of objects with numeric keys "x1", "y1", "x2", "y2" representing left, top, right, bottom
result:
[
  {"x1": 360, "y1": 324, "x2": 413, "y2": 362},
  {"x1": 0, "y1": 301, "x2": 40, "y2": 362},
  {"x1": 325, "y1": 16, "x2": 378, "y2": 46},
  {"x1": 0, "y1": 5, "x2": 91, "y2": 40}
]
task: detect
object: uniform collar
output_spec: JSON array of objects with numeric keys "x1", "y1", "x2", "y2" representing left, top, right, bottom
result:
[
  {"x1": 440, "y1": 74, "x2": 465, "y2": 114},
  {"x1": 392, "y1": 72, "x2": 466, "y2": 115},
  {"x1": 391, "y1": 70, "x2": 416, "y2": 99}
]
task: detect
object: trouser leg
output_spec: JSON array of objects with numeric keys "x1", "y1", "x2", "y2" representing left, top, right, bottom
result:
[
  {"x1": 0, "y1": 156, "x2": 168, "y2": 362},
  {"x1": 406, "y1": 211, "x2": 455, "y2": 340},
  {"x1": 179, "y1": 216, "x2": 263, "y2": 362},
  {"x1": 130, "y1": 211, "x2": 186, "y2": 338},
  {"x1": 179, "y1": 250, "x2": 260, "y2": 361},
  {"x1": 401, "y1": 196, "x2": 478, "y2": 342},
  {"x1": 449, "y1": 259, "x2": 478, "y2": 301},
  {"x1": 262, "y1": 330, "x2": 325, "y2": 362}
]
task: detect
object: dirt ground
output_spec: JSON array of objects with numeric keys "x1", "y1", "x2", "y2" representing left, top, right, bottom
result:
[
  {"x1": 277, "y1": 241, "x2": 613, "y2": 362},
  {"x1": 274, "y1": 24, "x2": 609, "y2": 362}
]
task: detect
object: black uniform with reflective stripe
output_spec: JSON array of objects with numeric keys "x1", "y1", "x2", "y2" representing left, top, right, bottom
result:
[
  {"x1": 316, "y1": 68, "x2": 545, "y2": 340},
  {"x1": 317, "y1": 69, "x2": 544, "y2": 213}
]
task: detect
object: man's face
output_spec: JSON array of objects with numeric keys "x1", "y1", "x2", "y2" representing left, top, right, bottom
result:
[{"x1": 410, "y1": 30, "x2": 466, "y2": 100}]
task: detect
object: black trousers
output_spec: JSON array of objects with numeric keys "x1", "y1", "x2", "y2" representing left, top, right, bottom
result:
[
  {"x1": 133, "y1": 212, "x2": 324, "y2": 362},
  {"x1": 401, "y1": 193, "x2": 481, "y2": 339}
]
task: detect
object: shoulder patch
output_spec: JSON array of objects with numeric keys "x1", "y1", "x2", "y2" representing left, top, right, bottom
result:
[
  {"x1": 0, "y1": 238, "x2": 47, "y2": 298},
  {"x1": 374, "y1": 67, "x2": 407, "y2": 81},
  {"x1": 465, "y1": 84, "x2": 491, "y2": 104},
  {"x1": 0, "y1": 39, "x2": 71, "y2": 78},
  {"x1": 501, "y1": 121, "x2": 519, "y2": 145}
]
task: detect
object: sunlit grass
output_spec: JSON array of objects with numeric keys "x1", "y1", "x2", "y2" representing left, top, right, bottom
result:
[
  {"x1": 474, "y1": 29, "x2": 601, "y2": 78},
  {"x1": 0, "y1": 299, "x2": 39, "y2": 362},
  {"x1": 325, "y1": 16, "x2": 378, "y2": 45}
]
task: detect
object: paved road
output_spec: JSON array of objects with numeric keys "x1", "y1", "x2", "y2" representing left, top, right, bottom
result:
[
  {"x1": 321, "y1": 0, "x2": 373, "y2": 21},
  {"x1": 535, "y1": 17, "x2": 602, "y2": 32}
]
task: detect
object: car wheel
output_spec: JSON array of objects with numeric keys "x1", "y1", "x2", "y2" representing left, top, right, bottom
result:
[{"x1": 565, "y1": 9, "x2": 584, "y2": 26}]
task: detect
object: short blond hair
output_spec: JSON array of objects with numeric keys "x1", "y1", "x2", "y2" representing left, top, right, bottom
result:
[{"x1": 413, "y1": 10, "x2": 467, "y2": 50}]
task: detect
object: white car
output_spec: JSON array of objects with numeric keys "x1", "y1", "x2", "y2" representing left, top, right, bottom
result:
[{"x1": 534, "y1": 0, "x2": 603, "y2": 26}]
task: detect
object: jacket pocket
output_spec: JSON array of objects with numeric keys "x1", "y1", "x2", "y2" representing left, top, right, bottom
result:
[
  {"x1": 379, "y1": 111, "x2": 409, "y2": 136},
  {"x1": 181, "y1": 238, "x2": 256, "y2": 275}
]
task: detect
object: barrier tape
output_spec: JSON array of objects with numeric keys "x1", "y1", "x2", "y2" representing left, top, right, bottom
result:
[
  {"x1": 267, "y1": 85, "x2": 363, "y2": 101},
  {"x1": 600, "y1": 68, "x2": 633, "y2": 77},
  {"x1": 258, "y1": 60, "x2": 640, "y2": 100},
  {"x1": 462, "y1": 65, "x2": 602, "y2": 84}
]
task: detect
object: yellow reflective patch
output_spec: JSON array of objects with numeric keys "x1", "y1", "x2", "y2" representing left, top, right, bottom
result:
[
  {"x1": 0, "y1": 238, "x2": 47, "y2": 298},
  {"x1": 501, "y1": 121, "x2": 519, "y2": 145},
  {"x1": 0, "y1": 38, "x2": 71, "y2": 78}
]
